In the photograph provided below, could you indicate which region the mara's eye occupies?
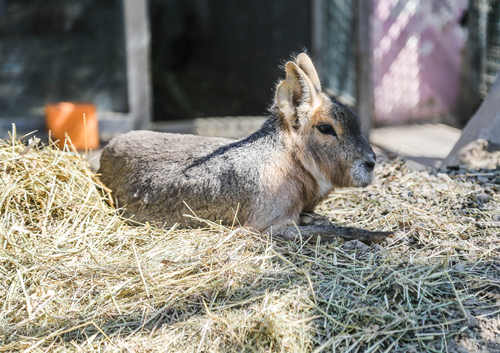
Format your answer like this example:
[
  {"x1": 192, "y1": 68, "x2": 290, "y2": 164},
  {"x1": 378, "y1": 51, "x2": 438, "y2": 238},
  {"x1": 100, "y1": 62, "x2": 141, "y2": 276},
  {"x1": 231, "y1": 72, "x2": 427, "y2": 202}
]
[{"x1": 316, "y1": 124, "x2": 337, "y2": 137}]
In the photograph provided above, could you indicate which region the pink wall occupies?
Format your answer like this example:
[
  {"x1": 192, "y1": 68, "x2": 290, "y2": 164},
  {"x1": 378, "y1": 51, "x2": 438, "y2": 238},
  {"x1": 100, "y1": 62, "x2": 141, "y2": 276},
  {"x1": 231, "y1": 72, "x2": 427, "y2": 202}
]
[{"x1": 372, "y1": 0, "x2": 468, "y2": 123}]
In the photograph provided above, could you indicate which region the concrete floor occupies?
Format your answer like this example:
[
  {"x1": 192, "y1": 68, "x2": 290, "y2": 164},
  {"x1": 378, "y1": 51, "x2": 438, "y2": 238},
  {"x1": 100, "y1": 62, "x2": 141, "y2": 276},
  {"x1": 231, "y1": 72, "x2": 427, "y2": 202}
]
[{"x1": 370, "y1": 123, "x2": 461, "y2": 168}]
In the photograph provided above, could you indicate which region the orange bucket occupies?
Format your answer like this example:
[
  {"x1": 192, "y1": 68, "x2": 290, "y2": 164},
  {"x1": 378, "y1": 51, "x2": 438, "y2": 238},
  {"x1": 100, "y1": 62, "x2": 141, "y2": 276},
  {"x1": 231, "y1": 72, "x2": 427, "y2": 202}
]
[{"x1": 45, "y1": 102, "x2": 99, "y2": 150}]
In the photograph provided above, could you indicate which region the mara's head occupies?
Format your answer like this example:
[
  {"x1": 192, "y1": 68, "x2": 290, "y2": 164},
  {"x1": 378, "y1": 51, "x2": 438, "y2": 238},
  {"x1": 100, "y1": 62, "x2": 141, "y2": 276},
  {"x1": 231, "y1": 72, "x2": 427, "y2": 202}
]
[{"x1": 272, "y1": 52, "x2": 376, "y2": 188}]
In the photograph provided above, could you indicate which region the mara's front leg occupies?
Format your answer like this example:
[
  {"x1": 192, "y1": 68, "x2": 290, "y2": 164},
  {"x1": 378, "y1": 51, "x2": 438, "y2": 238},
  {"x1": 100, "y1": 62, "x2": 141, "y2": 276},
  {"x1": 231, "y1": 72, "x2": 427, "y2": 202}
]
[{"x1": 270, "y1": 212, "x2": 393, "y2": 244}]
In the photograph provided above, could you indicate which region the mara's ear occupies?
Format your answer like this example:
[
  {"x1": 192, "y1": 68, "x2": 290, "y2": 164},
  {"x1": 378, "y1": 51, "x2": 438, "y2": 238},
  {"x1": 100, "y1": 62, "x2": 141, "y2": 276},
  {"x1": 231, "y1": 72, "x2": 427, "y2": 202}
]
[
  {"x1": 274, "y1": 61, "x2": 319, "y2": 128},
  {"x1": 296, "y1": 52, "x2": 321, "y2": 92},
  {"x1": 275, "y1": 80, "x2": 294, "y2": 123}
]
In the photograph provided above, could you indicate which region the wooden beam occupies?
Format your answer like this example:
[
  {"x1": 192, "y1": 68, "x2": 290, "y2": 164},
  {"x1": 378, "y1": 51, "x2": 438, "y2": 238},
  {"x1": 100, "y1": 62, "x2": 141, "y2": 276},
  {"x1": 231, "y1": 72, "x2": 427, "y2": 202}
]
[
  {"x1": 444, "y1": 73, "x2": 500, "y2": 167},
  {"x1": 354, "y1": 0, "x2": 373, "y2": 138},
  {"x1": 123, "y1": 0, "x2": 152, "y2": 130}
]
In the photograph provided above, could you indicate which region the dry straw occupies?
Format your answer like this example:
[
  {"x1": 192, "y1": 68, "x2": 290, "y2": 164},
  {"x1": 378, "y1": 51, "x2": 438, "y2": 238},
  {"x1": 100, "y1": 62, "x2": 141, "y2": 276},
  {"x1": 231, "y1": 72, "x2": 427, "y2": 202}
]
[{"x1": 0, "y1": 129, "x2": 498, "y2": 352}]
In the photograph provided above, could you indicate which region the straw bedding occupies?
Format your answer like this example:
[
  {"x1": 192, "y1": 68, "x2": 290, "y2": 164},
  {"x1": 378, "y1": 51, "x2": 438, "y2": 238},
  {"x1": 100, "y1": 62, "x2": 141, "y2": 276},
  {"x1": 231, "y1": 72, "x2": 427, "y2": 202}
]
[{"x1": 0, "y1": 131, "x2": 498, "y2": 352}]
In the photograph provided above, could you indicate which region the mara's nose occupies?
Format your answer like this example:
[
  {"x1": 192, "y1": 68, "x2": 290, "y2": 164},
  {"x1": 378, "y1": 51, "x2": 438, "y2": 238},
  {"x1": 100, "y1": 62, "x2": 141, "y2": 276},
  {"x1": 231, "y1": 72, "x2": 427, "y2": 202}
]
[{"x1": 363, "y1": 154, "x2": 376, "y2": 171}]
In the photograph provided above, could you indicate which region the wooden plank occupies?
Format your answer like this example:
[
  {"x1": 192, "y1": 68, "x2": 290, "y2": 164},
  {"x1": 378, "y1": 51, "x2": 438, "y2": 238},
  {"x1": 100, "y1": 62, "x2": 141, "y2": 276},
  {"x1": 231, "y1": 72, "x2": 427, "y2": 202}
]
[
  {"x1": 123, "y1": 0, "x2": 152, "y2": 130},
  {"x1": 354, "y1": 0, "x2": 373, "y2": 138},
  {"x1": 97, "y1": 113, "x2": 135, "y2": 141}
]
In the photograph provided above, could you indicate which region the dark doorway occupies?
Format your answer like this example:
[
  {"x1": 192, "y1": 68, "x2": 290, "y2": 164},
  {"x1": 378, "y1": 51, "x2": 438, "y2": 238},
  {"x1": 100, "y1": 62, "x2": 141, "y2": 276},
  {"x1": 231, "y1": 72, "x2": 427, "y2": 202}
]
[{"x1": 149, "y1": 0, "x2": 311, "y2": 121}]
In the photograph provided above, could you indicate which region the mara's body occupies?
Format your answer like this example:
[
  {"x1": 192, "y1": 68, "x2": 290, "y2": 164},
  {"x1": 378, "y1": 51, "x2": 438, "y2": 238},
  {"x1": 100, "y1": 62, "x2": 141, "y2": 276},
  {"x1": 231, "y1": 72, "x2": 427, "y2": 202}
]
[
  {"x1": 99, "y1": 53, "x2": 389, "y2": 242},
  {"x1": 100, "y1": 120, "x2": 285, "y2": 230}
]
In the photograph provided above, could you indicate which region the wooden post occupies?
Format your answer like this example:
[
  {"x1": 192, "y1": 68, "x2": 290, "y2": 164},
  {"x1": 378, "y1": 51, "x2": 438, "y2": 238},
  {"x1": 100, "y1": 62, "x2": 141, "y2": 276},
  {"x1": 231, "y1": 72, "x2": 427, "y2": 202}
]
[
  {"x1": 123, "y1": 0, "x2": 152, "y2": 130},
  {"x1": 354, "y1": 0, "x2": 373, "y2": 138}
]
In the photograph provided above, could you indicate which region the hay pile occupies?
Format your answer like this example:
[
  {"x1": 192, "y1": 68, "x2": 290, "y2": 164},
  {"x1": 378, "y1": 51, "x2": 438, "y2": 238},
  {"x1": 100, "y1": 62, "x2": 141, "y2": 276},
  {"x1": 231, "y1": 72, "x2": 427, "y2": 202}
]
[{"x1": 0, "y1": 131, "x2": 498, "y2": 352}]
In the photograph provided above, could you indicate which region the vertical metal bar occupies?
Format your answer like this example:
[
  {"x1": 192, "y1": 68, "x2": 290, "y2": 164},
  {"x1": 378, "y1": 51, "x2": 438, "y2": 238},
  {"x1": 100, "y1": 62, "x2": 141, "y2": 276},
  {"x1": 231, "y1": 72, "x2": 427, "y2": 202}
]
[
  {"x1": 355, "y1": 0, "x2": 373, "y2": 138},
  {"x1": 123, "y1": 0, "x2": 152, "y2": 130}
]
